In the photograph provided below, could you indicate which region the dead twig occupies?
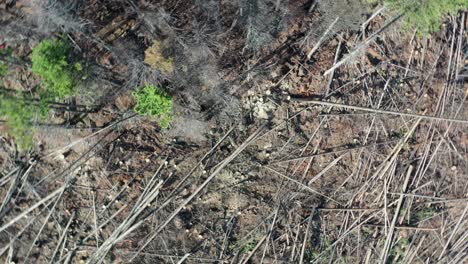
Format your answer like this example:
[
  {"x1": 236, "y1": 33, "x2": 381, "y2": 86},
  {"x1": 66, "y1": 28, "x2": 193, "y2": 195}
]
[
  {"x1": 307, "y1": 17, "x2": 339, "y2": 60},
  {"x1": 379, "y1": 166, "x2": 413, "y2": 263},
  {"x1": 293, "y1": 99, "x2": 468, "y2": 124},
  {"x1": 364, "y1": 224, "x2": 438, "y2": 232}
]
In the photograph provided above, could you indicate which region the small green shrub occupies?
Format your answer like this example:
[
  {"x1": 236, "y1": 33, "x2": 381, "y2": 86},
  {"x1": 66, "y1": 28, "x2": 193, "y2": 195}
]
[
  {"x1": 133, "y1": 84, "x2": 173, "y2": 128},
  {"x1": 1, "y1": 54, "x2": 35, "y2": 150},
  {"x1": 0, "y1": 92, "x2": 50, "y2": 150},
  {"x1": 0, "y1": 95, "x2": 36, "y2": 150},
  {"x1": 1, "y1": 39, "x2": 85, "y2": 150},
  {"x1": 383, "y1": 0, "x2": 467, "y2": 35},
  {"x1": 240, "y1": 241, "x2": 257, "y2": 253},
  {"x1": 0, "y1": 62, "x2": 7, "y2": 76},
  {"x1": 31, "y1": 38, "x2": 78, "y2": 99},
  {"x1": 308, "y1": 236, "x2": 333, "y2": 261},
  {"x1": 414, "y1": 206, "x2": 437, "y2": 222},
  {"x1": 0, "y1": 47, "x2": 13, "y2": 57},
  {"x1": 389, "y1": 237, "x2": 411, "y2": 262}
]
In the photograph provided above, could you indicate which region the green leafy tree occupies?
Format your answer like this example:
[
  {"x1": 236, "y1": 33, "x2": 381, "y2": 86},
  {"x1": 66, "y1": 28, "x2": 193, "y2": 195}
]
[
  {"x1": 31, "y1": 38, "x2": 80, "y2": 99},
  {"x1": 133, "y1": 84, "x2": 173, "y2": 128},
  {"x1": 383, "y1": 0, "x2": 467, "y2": 35}
]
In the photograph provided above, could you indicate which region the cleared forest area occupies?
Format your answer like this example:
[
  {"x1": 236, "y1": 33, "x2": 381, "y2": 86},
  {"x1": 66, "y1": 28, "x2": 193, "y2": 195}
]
[{"x1": 0, "y1": 0, "x2": 467, "y2": 263}]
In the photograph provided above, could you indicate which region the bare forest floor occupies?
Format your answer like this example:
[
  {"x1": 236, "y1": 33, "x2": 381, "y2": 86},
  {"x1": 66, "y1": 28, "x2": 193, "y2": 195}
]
[{"x1": 0, "y1": 0, "x2": 467, "y2": 263}]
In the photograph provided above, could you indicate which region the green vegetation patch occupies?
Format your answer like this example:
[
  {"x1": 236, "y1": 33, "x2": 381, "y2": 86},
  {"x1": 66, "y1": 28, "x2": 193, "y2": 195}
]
[
  {"x1": 240, "y1": 240, "x2": 257, "y2": 253},
  {"x1": 384, "y1": 0, "x2": 467, "y2": 35},
  {"x1": 133, "y1": 84, "x2": 173, "y2": 128},
  {"x1": 0, "y1": 38, "x2": 85, "y2": 150},
  {"x1": 389, "y1": 237, "x2": 411, "y2": 262},
  {"x1": 31, "y1": 38, "x2": 81, "y2": 99},
  {"x1": 0, "y1": 61, "x2": 7, "y2": 76},
  {"x1": 0, "y1": 94, "x2": 36, "y2": 150}
]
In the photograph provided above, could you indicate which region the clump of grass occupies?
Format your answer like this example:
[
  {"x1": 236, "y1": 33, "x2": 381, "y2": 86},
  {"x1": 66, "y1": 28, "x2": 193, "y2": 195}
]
[
  {"x1": 383, "y1": 0, "x2": 467, "y2": 35},
  {"x1": 133, "y1": 84, "x2": 173, "y2": 128},
  {"x1": 31, "y1": 38, "x2": 82, "y2": 99}
]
